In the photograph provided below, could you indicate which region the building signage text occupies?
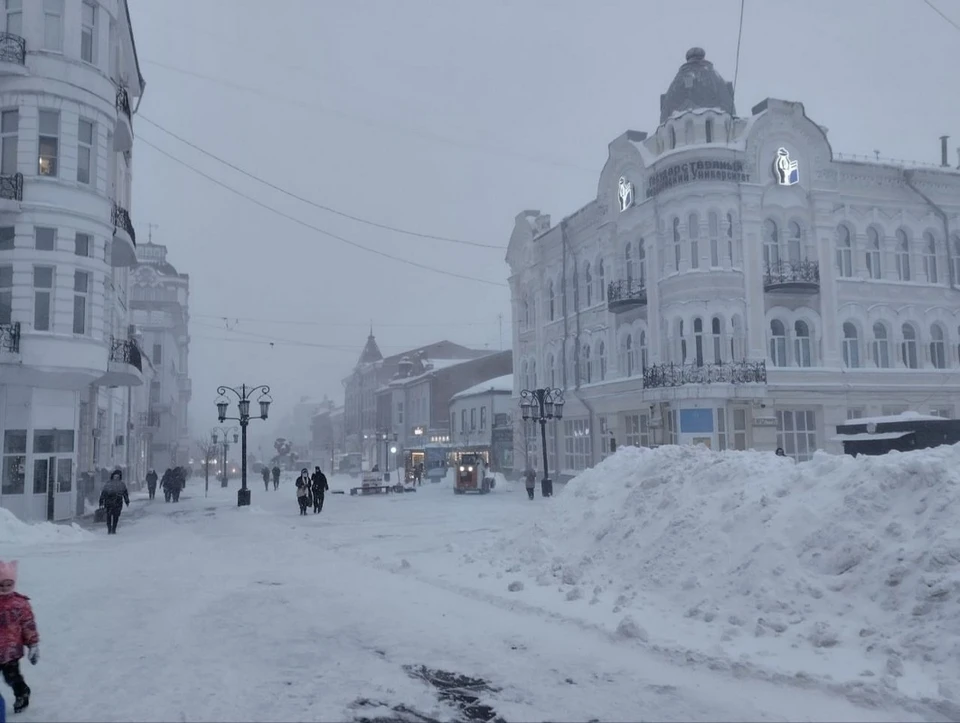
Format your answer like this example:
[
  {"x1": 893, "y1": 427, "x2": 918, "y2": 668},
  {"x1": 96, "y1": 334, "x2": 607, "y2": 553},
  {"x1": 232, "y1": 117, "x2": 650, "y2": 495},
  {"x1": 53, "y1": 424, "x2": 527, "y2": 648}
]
[{"x1": 645, "y1": 159, "x2": 750, "y2": 198}]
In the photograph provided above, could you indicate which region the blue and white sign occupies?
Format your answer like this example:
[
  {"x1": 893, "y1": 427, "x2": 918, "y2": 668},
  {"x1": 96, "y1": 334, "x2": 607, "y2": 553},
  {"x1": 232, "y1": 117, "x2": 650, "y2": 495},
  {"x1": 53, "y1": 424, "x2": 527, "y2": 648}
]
[{"x1": 774, "y1": 147, "x2": 799, "y2": 186}]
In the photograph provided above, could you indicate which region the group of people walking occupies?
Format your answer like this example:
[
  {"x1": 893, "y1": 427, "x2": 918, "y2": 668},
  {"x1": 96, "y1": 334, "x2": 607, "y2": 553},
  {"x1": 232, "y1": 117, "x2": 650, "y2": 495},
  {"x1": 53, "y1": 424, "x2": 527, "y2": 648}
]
[
  {"x1": 261, "y1": 465, "x2": 281, "y2": 491},
  {"x1": 145, "y1": 468, "x2": 187, "y2": 503},
  {"x1": 295, "y1": 467, "x2": 328, "y2": 515}
]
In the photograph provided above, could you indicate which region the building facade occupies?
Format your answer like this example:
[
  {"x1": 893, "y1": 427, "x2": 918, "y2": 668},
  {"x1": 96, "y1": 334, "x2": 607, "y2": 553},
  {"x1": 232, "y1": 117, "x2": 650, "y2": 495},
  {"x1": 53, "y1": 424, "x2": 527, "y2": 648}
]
[
  {"x1": 0, "y1": 0, "x2": 145, "y2": 521},
  {"x1": 507, "y1": 47, "x2": 960, "y2": 478},
  {"x1": 448, "y1": 374, "x2": 513, "y2": 472},
  {"x1": 129, "y1": 240, "x2": 191, "y2": 478}
]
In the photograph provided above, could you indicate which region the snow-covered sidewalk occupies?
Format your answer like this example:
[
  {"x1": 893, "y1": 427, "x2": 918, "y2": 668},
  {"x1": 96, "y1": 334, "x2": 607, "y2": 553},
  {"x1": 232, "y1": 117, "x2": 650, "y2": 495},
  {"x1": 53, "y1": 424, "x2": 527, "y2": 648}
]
[{"x1": 0, "y1": 469, "x2": 952, "y2": 721}]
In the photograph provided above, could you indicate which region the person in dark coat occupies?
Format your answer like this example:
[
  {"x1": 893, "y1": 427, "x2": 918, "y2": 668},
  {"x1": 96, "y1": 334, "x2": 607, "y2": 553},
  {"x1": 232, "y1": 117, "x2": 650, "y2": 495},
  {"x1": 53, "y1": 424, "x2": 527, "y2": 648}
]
[
  {"x1": 271, "y1": 465, "x2": 281, "y2": 490},
  {"x1": 262, "y1": 466, "x2": 271, "y2": 491},
  {"x1": 98, "y1": 469, "x2": 130, "y2": 534},
  {"x1": 310, "y1": 467, "x2": 328, "y2": 514},
  {"x1": 145, "y1": 469, "x2": 158, "y2": 500},
  {"x1": 523, "y1": 467, "x2": 537, "y2": 500},
  {"x1": 160, "y1": 468, "x2": 175, "y2": 502},
  {"x1": 171, "y1": 467, "x2": 185, "y2": 502},
  {"x1": 295, "y1": 469, "x2": 311, "y2": 515}
]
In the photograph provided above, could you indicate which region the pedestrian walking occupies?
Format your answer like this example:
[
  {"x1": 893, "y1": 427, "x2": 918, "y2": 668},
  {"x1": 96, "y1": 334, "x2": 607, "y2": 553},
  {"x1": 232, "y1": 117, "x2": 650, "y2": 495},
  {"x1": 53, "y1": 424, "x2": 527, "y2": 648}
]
[
  {"x1": 262, "y1": 466, "x2": 271, "y2": 491},
  {"x1": 271, "y1": 466, "x2": 281, "y2": 490},
  {"x1": 0, "y1": 560, "x2": 39, "y2": 714},
  {"x1": 523, "y1": 467, "x2": 537, "y2": 500},
  {"x1": 311, "y1": 466, "x2": 328, "y2": 514},
  {"x1": 295, "y1": 469, "x2": 311, "y2": 515},
  {"x1": 145, "y1": 469, "x2": 158, "y2": 500},
  {"x1": 99, "y1": 469, "x2": 130, "y2": 534}
]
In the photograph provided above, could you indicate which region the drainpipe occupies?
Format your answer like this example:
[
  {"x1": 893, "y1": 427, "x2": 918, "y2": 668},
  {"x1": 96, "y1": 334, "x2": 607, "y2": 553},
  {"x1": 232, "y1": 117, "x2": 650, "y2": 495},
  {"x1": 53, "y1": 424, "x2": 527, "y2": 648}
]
[{"x1": 903, "y1": 169, "x2": 955, "y2": 290}]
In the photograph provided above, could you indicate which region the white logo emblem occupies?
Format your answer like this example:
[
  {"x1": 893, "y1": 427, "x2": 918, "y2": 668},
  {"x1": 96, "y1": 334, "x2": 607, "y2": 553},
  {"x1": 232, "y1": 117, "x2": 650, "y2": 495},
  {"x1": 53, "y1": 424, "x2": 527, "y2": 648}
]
[
  {"x1": 774, "y1": 147, "x2": 799, "y2": 186},
  {"x1": 618, "y1": 176, "x2": 634, "y2": 212}
]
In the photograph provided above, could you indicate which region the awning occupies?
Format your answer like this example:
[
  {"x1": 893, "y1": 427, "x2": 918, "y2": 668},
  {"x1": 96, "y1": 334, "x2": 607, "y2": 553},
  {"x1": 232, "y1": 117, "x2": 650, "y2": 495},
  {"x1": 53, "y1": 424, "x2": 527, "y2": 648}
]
[{"x1": 831, "y1": 431, "x2": 915, "y2": 442}]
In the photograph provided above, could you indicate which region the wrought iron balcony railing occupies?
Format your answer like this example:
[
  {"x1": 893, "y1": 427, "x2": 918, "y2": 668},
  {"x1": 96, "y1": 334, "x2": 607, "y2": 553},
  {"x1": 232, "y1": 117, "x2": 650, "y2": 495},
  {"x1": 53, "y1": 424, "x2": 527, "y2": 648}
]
[
  {"x1": 138, "y1": 410, "x2": 161, "y2": 428},
  {"x1": 109, "y1": 336, "x2": 142, "y2": 372},
  {"x1": 111, "y1": 202, "x2": 136, "y2": 245},
  {"x1": 642, "y1": 359, "x2": 767, "y2": 389},
  {"x1": 116, "y1": 86, "x2": 131, "y2": 121},
  {"x1": 0, "y1": 172, "x2": 22, "y2": 202},
  {"x1": 763, "y1": 259, "x2": 820, "y2": 289},
  {"x1": 0, "y1": 32, "x2": 26, "y2": 66},
  {"x1": 607, "y1": 278, "x2": 647, "y2": 310},
  {"x1": 0, "y1": 321, "x2": 20, "y2": 353}
]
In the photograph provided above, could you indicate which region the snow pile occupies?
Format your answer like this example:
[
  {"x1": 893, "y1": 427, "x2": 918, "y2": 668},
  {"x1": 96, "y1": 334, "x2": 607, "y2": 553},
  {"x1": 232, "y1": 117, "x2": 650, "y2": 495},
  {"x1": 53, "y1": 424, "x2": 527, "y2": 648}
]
[
  {"x1": 0, "y1": 506, "x2": 92, "y2": 545},
  {"x1": 480, "y1": 444, "x2": 960, "y2": 694}
]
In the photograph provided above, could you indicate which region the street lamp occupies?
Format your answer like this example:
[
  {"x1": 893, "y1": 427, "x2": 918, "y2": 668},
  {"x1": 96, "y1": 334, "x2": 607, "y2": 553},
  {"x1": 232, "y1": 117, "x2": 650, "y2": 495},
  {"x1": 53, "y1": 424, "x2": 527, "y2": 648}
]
[
  {"x1": 211, "y1": 425, "x2": 239, "y2": 489},
  {"x1": 215, "y1": 383, "x2": 272, "y2": 506},
  {"x1": 518, "y1": 387, "x2": 564, "y2": 497}
]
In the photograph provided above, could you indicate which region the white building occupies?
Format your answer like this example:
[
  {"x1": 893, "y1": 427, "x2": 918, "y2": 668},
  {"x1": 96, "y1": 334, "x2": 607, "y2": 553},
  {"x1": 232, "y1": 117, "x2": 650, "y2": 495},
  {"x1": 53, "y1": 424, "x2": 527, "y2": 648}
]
[
  {"x1": 448, "y1": 373, "x2": 513, "y2": 471},
  {"x1": 130, "y1": 240, "x2": 191, "y2": 477},
  {"x1": 0, "y1": 0, "x2": 145, "y2": 521},
  {"x1": 506, "y1": 47, "x2": 960, "y2": 477}
]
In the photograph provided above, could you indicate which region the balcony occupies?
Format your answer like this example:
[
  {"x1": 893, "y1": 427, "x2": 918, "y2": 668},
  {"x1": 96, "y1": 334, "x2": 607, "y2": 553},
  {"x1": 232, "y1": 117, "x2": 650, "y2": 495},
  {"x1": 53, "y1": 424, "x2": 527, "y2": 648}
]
[
  {"x1": 139, "y1": 410, "x2": 161, "y2": 428},
  {"x1": 0, "y1": 321, "x2": 20, "y2": 356},
  {"x1": 111, "y1": 202, "x2": 137, "y2": 267},
  {"x1": 99, "y1": 337, "x2": 144, "y2": 387},
  {"x1": 642, "y1": 360, "x2": 767, "y2": 389},
  {"x1": 607, "y1": 278, "x2": 647, "y2": 313},
  {"x1": 0, "y1": 171, "x2": 22, "y2": 212},
  {"x1": 114, "y1": 87, "x2": 133, "y2": 152},
  {"x1": 763, "y1": 259, "x2": 820, "y2": 293},
  {"x1": 0, "y1": 33, "x2": 27, "y2": 75}
]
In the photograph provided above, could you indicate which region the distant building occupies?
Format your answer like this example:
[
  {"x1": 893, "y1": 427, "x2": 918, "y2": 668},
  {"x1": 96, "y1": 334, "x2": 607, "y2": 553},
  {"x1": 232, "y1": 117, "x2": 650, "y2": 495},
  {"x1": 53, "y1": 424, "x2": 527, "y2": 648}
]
[
  {"x1": 310, "y1": 399, "x2": 343, "y2": 471},
  {"x1": 506, "y1": 46, "x2": 960, "y2": 478},
  {"x1": 448, "y1": 374, "x2": 514, "y2": 473},
  {"x1": 130, "y1": 240, "x2": 191, "y2": 476}
]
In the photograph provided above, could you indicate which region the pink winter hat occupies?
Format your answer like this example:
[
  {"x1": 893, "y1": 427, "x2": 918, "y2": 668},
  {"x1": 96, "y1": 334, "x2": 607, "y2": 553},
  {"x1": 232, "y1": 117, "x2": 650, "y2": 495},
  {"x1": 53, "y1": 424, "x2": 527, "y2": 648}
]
[{"x1": 0, "y1": 559, "x2": 18, "y2": 584}]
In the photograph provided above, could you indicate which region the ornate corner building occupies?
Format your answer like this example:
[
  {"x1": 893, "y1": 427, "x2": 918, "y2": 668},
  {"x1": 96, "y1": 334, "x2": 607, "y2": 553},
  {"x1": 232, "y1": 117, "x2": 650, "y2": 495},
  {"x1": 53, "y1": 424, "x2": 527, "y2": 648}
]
[
  {"x1": 0, "y1": 0, "x2": 145, "y2": 521},
  {"x1": 506, "y1": 47, "x2": 960, "y2": 475}
]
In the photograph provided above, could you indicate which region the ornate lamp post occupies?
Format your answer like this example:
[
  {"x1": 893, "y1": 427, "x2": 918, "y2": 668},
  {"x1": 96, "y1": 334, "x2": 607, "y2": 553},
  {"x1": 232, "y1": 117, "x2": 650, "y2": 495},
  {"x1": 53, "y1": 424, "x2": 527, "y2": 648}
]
[
  {"x1": 211, "y1": 425, "x2": 238, "y2": 488},
  {"x1": 215, "y1": 384, "x2": 272, "y2": 506},
  {"x1": 519, "y1": 387, "x2": 564, "y2": 497}
]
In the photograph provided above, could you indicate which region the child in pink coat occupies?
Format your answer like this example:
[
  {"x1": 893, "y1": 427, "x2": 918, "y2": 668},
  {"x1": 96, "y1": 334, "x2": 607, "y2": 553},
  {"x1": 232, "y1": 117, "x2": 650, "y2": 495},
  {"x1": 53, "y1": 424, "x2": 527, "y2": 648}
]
[{"x1": 0, "y1": 561, "x2": 39, "y2": 714}]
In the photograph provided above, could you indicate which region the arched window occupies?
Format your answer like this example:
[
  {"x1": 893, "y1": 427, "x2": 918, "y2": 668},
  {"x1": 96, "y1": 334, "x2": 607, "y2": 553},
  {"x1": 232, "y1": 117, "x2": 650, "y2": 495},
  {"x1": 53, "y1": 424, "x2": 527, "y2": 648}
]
[
  {"x1": 730, "y1": 315, "x2": 743, "y2": 361},
  {"x1": 952, "y1": 234, "x2": 960, "y2": 285},
  {"x1": 596, "y1": 257, "x2": 605, "y2": 303},
  {"x1": 866, "y1": 227, "x2": 882, "y2": 280},
  {"x1": 763, "y1": 219, "x2": 780, "y2": 270},
  {"x1": 693, "y1": 317, "x2": 704, "y2": 367},
  {"x1": 638, "y1": 238, "x2": 646, "y2": 284},
  {"x1": 794, "y1": 320, "x2": 812, "y2": 367},
  {"x1": 668, "y1": 126, "x2": 676, "y2": 149},
  {"x1": 581, "y1": 344, "x2": 591, "y2": 384},
  {"x1": 896, "y1": 229, "x2": 911, "y2": 281},
  {"x1": 708, "y1": 212, "x2": 720, "y2": 267},
  {"x1": 679, "y1": 319, "x2": 687, "y2": 364},
  {"x1": 872, "y1": 322, "x2": 890, "y2": 368},
  {"x1": 930, "y1": 324, "x2": 947, "y2": 369},
  {"x1": 901, "y1": 323, "x2": 918, "y2": 369},
  {"x1": 639, "y1": 329, "x2": 648, "y2": 371},
  {"x1": 842, "y1": 322, "x2": 860, "y2": 368},
  {"x1": 836, "y1": 225, "x2": 853, "y2": 278},
  {"x1": 522, "y1": 295, "x2": 530, "y2": 327},
  {"x1": 597, "y1": 340, "x2": 607, "y2": 381},
  {"x1": 726, "y1": 212, "x2": 735, "y2": 266},
  {"x1": 787, "y1": 221, "x2": 802, "y2": 265},
  {"x1": 711, "y1": 316, "x2": 722, "y2": 364},
  {"x1": 547, "y1": 280, "x2": 555, "y2": 321},
  {"x1": 622, "y1": 334, "x2": 634, "y2": 377},
  {"x1": 571, "y1": 266, "x2": 579, "y2": 312},
  {"x1": 547, "y1": 353, "x2": 556, "y2": 388},
  {"x1": 688, "y1": 213, "x2": 700, "y2": 269},
  {"x1": 625, "y1": 243, "x2": 633, "y2": 285},
  {"x1": 924, "y1": 231, "x2": 939, "y2": 284},
  {"x1": 672, "y1": 218, "x2": 681, "y2": 271},
  {"x1": 584, "y1": 262, "x2": 592, "y2": 307},
  {"x1": 769, "y1": 319, "x2": 788, "y2": 367},
  {"x1": 530, "y1": 359, "x2": 537, "y2": 389},
  {"x1": 705, "y1": 117, "x2": 714, "y2": 143},
  {"x1": 684, "y1": 119, "x2": 694, "y2": 145}
]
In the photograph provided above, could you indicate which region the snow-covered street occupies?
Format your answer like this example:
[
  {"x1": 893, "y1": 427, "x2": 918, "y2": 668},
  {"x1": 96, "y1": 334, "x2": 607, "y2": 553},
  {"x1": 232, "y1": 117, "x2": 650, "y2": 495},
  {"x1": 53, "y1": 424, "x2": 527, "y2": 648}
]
[{"x1": 2, "y1": 462, "x2": 955, "y2": 722}]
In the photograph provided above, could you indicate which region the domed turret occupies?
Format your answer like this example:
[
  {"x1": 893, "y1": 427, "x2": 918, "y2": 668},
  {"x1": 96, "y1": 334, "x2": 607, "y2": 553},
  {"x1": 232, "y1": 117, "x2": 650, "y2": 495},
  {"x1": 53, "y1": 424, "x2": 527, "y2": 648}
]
[{"x1": 659, "y1": 47, "x2": 736, "y2": 124}]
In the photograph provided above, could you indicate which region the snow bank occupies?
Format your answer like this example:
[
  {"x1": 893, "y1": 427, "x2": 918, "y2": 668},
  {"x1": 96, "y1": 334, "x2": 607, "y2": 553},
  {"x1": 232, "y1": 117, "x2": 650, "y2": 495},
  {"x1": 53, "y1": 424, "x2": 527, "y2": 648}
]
[
  {"x1": 0, "y1": 507, "x2": 92, "y2": 545},
  {"x1": 479, "y1": 444, "x2": 960, "y2": 696}
]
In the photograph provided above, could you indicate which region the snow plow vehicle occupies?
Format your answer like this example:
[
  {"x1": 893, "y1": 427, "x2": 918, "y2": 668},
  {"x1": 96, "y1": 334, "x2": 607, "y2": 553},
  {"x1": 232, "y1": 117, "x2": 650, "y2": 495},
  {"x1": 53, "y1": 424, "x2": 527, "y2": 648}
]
[{"x1": 454, "y1": 452, "x2": 495, "y2": 495}]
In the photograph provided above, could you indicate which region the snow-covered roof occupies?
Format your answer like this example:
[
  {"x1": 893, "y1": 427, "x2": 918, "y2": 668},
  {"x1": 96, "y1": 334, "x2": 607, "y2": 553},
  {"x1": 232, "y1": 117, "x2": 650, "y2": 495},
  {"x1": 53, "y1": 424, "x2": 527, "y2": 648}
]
[
  {"x1": 385, "y1": 358, "x2": 473, "y2": 388},
  {"x1": 831, "y1": 431, "x2": 914, "y2": 443},
  {"x1": 450, "y1": 374, "x2": 513, "y2": 401},
  {"x1": 841, "y1": 411, "x2": 943, "y2": 426}
]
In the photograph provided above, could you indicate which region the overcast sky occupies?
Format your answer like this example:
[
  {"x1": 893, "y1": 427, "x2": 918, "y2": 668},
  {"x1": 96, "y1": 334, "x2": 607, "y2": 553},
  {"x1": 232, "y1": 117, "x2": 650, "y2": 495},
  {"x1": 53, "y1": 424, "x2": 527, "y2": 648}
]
[{"x1": 127, "y1": 0, "x2": 960, "y2": 450}]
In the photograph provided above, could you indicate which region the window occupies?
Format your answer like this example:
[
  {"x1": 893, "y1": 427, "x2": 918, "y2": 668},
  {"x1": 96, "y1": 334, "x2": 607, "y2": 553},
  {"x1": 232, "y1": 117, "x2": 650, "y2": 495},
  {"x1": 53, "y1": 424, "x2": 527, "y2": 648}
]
[
  {"x1": 901, "y1": 323, "x2": 918, "y2": 369},
  {"x1": 460, "y1": 409, "x2": 466, "y2": 434},
  {"x1": 0, "y1": 265, "x2": 11, "y2": 324},
  {"x1": 794, "y1": 320, "x2": 812, "y2": 367},
  {"x1": 596, "y1": 340, "x2": 606, "y2": 381},
  {"x1": 673, "y1": 217, "x2": 681, "y2": 271},
  {"x1": 730, "y1": 316, "x2": 743, "y2": 361},
  {"x1": 842, "y1": 322, "x2": 860, "y2": 368},
  {"x1": 581, "y1": 344, "x2": 591, "y2": 384},
  {"x1": 769, "y1": 319, "x2": 788, "y2": 367},
  {"x1": 75, "y1": 232, "x2": 91, "y2": 257},
  {"x1": 763, "y1": 219, "x2": 780, "y2": 269},
  {"x1": 584, "y1": 262, "x2": 592, "y2": 306},
  {"x1": 716, "y1": 408, "x2": 727, "y2": 450},
  {"x1": 881, "y1": 404, "x2": 908, "y2": 417},
  {"x1": 5, "y1": 0, "x2": 21, "y2": 36},
  {"x1": 595, "y1": 257, "x2": 605, "y2": 302},
  {"x1": 623, "y1": 414, "x2": 649, "y2": 448},
  {"x1": 688, "y1": 213, "x2": 699, "y2": 269},
  {"x1": 872, "y1": 322, "x2": 890, "y2": 368},
  {"x1": 35, "y1": 226, "x2": 54, "y2": 251},
  {"x1": 38, "y1": 110, "x2": 59, "y2": 176},
  {"x1": 678, "y1": 320, "x2": 687, "y2": 364},
  {"x1": 152, "y1": 343, "x2": 162, "y2": 364},
  {"x1": 930, "y1": 324, "x2": 947, "y2": 369},
  {"x1": 708, "y1": 212, "x2": 719, "y2": 267},
  {"x1": 705, "y1": 118, "x2": 713, "y2": 143},
  {"x1": 624, "y1": 243, "x2": 633, "y2": 284},
  {"x1": 639, "y1": 329, "x2": 648, "y2": 371},
  {"x1": 480, "y1": 406, "x2": 486, "y2": 430},
  {"x1": 81, "y1": 1, "x2": 97, "y2": 64},
  {"x1": 684, "y1": 119, "x2": 694, "y2": 145},
  {"x1": 33, "y1": 266, "x2": 53, "y2": 331},
  {"x1": 668, "y1": 126, "x2": 676, "y2": 150},
  {"x1": 693, "y1": 317, "x2": 704, "y2": 367},
  {"x1": 896, "y1": 229, "x2": 911, "y2": 281},
  {"x1": 547, "y1": 280, "x2": 555, "y2": 321},
  {"x1": 470, "y1": 408, "x2": 476, "y2": 431},
  {"x1": 866, "y1": 227, "x2": 882, "y2": 279},
  {"x1": 1, "y1": 429, "x2": 26, "y2": 495},
  {"x1": 73, "y1": 270, "x2": 89, "y2": 334},
  {"x1": 923, "y1": 232, "x2": 938, "y2": 284},
  {"x1": 847, "y1": 408, "x2": 865, "y2": 420},
  {"x1": 0, "y1": 109, "x2": 17, "y2": 175},
  {"x1": 776, "y1": 409, "x2": 817, "y2": 462},
  {"x1": 836, "y1": 225, "x2": 853, "y2": 277},
  {"x1": 787, "y1": 221, "x2": 802, "y2": 264},
  {"x1": 711, "y1": 317, "x2": 722, "y2": 364},
  {"x1": 77, "y1": 119, "x2": 94, "y2": 185},
  {"x1": 621, "y1": 334, "x2": 633, "y2": 377},
  {"x1": 952, "y1": 235, "x2": 960, "y2": 287},
  {"x1": 547, "y1": 353, "x2": 555, "y2": 387},
  {"x1": 396, "y1": 401, "x2": 403, "y2": 425},
  {"x1": 0, "y1": 226, "x2": 12, "y2": 251},
  {"x1": 726, "y1": 212, "x2": 735, "y2": 265},
  {"x1": 732, "y1": 407, "x2": 747, "y2": 450},
  {"x1": 42, "y1": 0, "x2": 63, "y2": 51},
  {"x1": 637, "y1": 239, "x2": 646, "y2": 284},
  {"x1": 930, "y1": 407, "x2": 954, "y2": 419},
  {"x1": 563, "y1": 418, "x2": 590, "y2": 472}
]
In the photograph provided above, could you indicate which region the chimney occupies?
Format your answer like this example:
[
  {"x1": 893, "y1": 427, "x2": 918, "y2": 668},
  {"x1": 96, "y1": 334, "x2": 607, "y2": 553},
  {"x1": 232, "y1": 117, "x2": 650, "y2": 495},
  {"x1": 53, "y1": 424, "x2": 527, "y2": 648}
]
[{"x1": 940, "y1": 135, "x2": 949, "y2": 167}]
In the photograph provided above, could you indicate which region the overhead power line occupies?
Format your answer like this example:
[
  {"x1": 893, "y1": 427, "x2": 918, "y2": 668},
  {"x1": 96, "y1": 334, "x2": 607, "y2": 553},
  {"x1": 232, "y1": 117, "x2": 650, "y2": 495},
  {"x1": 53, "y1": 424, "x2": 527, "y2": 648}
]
[
  {"x1": 137, "y1": 114, "x2": 503, "y2": 251},
  {"x1": 923, "y1": 0, "x2": 960, "y2": 33},
  {"x1": 733, "y1": 0, "x2": 746, "y2": 94},
  {"x1": 137, "y1": 135, "x2": 508, "y2": 288},
  {"x1": 191, "y1": 312, "x2": 499, "y2": 328}
]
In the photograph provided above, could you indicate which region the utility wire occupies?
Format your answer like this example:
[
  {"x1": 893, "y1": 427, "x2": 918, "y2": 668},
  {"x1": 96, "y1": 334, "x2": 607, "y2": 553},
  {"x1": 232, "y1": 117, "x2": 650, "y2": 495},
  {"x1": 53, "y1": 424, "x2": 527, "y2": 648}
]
[
  {"x1": 137, "y1": 135, "x2": 508, "y2": 288},
  {"x1": 923, "y1": 0, "x2": 960, "y2": 33},
  {"x1": 191, "y1": 312, "x2": 499, "y2": 328},
  {"x1": 733, "y1": 0, "x2": 746, "y2": 94},
  {"x1": 138, "y1": 114, "x2": 503, "y2": 251}
]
